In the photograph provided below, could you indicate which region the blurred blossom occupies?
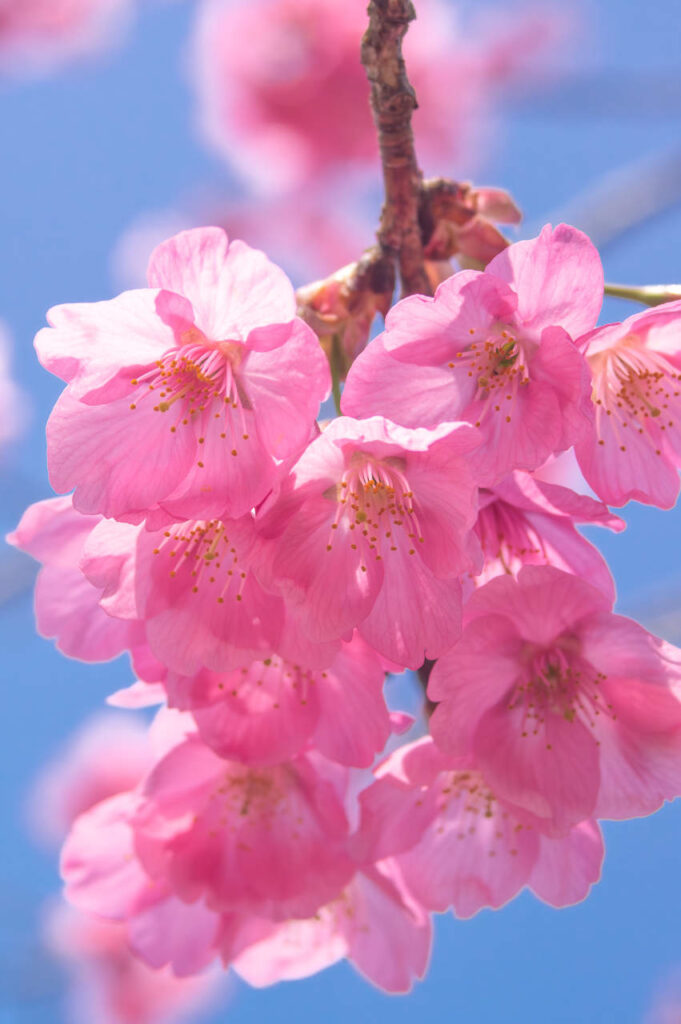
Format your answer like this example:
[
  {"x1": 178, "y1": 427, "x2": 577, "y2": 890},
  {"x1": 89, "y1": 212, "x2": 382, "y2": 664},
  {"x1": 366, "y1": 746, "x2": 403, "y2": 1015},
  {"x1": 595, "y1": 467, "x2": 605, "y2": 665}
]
[
  {"x1": 44, "y1": 901, "x2": 224, "y2": 1024},
  {"x1": 645, "y1": 969, "x2": 681, "y2": 1024},
  {"x1": 112, "y1": 189, "x2": 369, "y2": 290},
  {"x1": 0, "y1": 319, "x2": 27, "y2": 453},
  {"x1": 28, "y1": 712, "x2": 152, "y2": 847},
  {"x1": 0, "y1": 0, "x2": 135, "y2": 76},
  {"x1": 190, "y1": 0, "x2": 574, "y2": 192}
]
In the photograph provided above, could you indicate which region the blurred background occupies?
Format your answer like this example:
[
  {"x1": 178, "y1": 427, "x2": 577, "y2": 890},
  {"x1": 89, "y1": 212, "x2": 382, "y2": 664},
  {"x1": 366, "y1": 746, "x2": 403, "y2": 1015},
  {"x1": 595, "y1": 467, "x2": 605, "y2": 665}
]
[{"x1": 1, "y1": 0, "x2": 681, "y2": 1020}]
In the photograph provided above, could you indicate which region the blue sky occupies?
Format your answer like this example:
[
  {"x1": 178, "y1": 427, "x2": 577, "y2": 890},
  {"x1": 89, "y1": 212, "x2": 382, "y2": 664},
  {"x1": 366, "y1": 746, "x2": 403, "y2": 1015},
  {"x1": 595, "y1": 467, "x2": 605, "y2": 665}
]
[{"x1": 1, "y1": 1, "x2": 681, "y2": 1021}]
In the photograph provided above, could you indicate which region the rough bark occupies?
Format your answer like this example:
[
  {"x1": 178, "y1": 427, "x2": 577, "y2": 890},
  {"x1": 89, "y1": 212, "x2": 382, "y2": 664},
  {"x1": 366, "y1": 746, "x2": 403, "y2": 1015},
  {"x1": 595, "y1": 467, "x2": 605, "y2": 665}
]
[{"x1": 361, "y1": 0, "x2": 431, "y2": 298}]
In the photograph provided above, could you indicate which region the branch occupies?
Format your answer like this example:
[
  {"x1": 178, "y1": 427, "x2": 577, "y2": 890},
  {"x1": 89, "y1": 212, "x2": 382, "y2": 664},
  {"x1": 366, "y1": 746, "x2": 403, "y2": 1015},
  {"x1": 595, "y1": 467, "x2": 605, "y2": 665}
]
[
  {"x1": 604, "y1": 282, "x2": 681, "y2": 307},
  {"x1": 361, "y1": 0, "x2": 431, "y2": 298}
]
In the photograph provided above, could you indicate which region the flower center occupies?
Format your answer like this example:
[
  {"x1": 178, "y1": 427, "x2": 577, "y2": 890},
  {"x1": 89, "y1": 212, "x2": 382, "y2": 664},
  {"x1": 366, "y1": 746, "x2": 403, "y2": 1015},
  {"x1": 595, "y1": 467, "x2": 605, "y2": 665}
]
[
  {"x1": 211, "y1": 768, "x2": 282, "y2": 821},
  {"x1": 509, "y1": 643, "x2": 614, "y2": 741},
  {"x1": 128, "y1": 332, "x2": 251, "y2": 453},
  {"x1": 447, "y1": 324, "x2": 530, "y2": 427},
  {"x1": 152, "y1": 519, "x2": 249, "y2": 604},
  {"x1": 325, "y1": 456, "x2": 424, "y2": 564},
  {"x1": 590, "y1": 336, "x2": 681, "y2": 451}
]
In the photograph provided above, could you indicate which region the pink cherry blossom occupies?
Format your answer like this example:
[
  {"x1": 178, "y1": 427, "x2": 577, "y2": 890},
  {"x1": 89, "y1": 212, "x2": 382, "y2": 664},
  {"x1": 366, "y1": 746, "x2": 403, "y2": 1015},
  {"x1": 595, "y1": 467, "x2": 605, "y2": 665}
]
[
  {"x1": 43, "y1": 900, "x2": 222, "y2": 1024},
  {"x1": 61, "y1": 783, "x2": 231, "y2": 978},
  {"x1": 166, "y1": 635, "x2": 391, "y2": 768},
  {"x1": 36, "y1": 227, "x2": 329, "y2": 522},
  {"x1": 575, "y1": 302, "x2": 681, "y2": 508},
  {"x1": 7, "y1": 496, "x2": 146, "y2": 663},
  {"x1": 475, "y1": 469, "x2": 624, "y2": 601},
  {"x1": 0, "y1": 0, "x2": 132, "y2": 76},
  {"x1": 232, "y1": 862, "x2": 431, "y2": 994},
  {"x1": 342, "y1": 225, "x2": 600, "y2": 485},
  {"x1": 130, "y1": 736, "x2": 354, "y2": 918},
  {"x1": 255, "y1": 415, "x2": 481, "y2": 668},
  {"x1": 354, "y1": 738, "x2": 603, "y2": 917},
  {"x1": 80, "y1": 512, "x2": 285, "y2": 676},
  {"x1": 429, "y1": 566, "x2": 681, "y2": 836}
]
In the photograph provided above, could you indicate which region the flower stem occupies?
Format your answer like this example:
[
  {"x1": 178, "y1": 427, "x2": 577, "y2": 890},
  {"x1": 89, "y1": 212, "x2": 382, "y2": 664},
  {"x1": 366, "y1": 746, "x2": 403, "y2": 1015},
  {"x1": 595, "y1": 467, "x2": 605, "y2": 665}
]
[
  {"x1": 330, "y1": 334, "x2": 343, "y2": 416},
  {"x1": 604, "y1": 282, "x2": 681, "y2": 307}
]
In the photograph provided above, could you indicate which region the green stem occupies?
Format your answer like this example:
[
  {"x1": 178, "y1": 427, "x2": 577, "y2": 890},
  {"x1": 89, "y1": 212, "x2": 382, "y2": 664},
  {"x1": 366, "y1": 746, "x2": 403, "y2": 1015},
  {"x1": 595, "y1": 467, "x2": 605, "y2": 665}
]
[
  {"x1": 330, "y1": 334, "x2": 343, "y2": 416},
  {"x1": 604, "y1": 282, "x2": 681, "y2": 307}
]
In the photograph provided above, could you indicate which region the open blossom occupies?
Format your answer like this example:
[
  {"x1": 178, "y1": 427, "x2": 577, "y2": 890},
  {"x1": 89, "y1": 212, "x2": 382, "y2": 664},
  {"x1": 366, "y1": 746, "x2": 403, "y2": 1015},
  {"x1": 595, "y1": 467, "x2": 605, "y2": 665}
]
[
  {"x1": 36, "y1": 227, "x2": 329, "y2": 523},
  {"x1": 475, "y1": 470, "x2": 624, "y2": 601},
  {"x1": 128, "y1": 736, "x2": 354, "y2": 918},
  {"x1": 429, "y1": 566, "x2": 681, "y2": 836},
  {"x1": 575, "y1": 302, "x2": 681, "y2": 509},
  {"x1": 256, "y1": 415, "x2": 481, "y2": 668},
  {"x1": 232, "y1": 862, "x2": 431, "y2": 994},
  {"x1": 354, "y1": 738, "x2": 604, "y2": 918},
  {"x1": 342, "y1": 225, "x2": 599, "y2": 485},
  {"x1": 61, "y1": 760, "x2": 429, "y2": 994},
  {"x1": 80, "y1": 513, "x2": 286, "y2": 676},
  {"x1": 166, "y1": 635, "x2": 391, "y2": 768}
]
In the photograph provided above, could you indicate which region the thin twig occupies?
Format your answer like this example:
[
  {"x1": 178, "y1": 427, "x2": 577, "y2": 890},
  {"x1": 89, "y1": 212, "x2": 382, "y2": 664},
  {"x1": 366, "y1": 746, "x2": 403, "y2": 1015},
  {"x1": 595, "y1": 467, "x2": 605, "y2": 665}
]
[{"x1": 361, "y1": 0, "x2": 431, "y2": 298}]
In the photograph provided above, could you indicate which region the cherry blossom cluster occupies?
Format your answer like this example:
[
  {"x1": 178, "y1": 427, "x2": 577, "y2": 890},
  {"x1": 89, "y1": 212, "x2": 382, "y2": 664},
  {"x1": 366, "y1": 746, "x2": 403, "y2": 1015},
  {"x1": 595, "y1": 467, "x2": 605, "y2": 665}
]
[{"x1": 11, "y1": 220, "x2": 681, "y2": 1004}]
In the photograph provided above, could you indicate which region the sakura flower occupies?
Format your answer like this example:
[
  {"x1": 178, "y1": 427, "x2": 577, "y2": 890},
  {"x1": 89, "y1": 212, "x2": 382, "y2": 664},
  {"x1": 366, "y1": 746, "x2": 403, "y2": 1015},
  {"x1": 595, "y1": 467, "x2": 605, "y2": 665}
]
[
  {"x1": 232, "y1": 862, "x2": 431, "y2": 994},
  {"x1": 475, "y1": 470, "x2": 624, "y2": 601},
  {"x1": 167, "y1": 635, "x2": 391, "y2": 768},
  {"x1": 44, "y1": 901, "x2": 222, "y2": 1024},
  {"x1": 61, "y1": 781, "x2": 234, "y2": 975},
  {"x1": 255, "y1": 415, "x2": 481, "y2": 668},
  {"x1": 429, "y1": 566, "x2": 681, "y2": 836},
  {"x1": 342, "y1": 225, "x2": 599, "y2": 485},
  {"x1": 37, "y1": 227, "x2": 329, "y2": 522},
  {"x1": 7, "y1": 496, "x2": 146, "y2": 663},
  {"x1": 130, "y1": 736, "x2": 354, "y2": 918},
  {"x1": 80, "y1": 512, "x2": 285, "y2": 676},
  {"x1": 354, "y1": 738, "x2": 603, "y2": 917},
  {"x1": 575, "y1": 302, "x2": 681, "y2": 508}
]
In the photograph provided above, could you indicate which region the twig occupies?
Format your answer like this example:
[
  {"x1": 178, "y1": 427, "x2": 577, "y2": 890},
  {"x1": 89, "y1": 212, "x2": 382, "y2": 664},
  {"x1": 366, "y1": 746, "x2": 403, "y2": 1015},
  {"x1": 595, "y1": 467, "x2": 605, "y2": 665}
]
[
  {"x1": 361, "y1": 0, "x2": 431, "y2": 298},
  {"x1": 603, "y1": 282, "x2": 681, "y2": 307}
]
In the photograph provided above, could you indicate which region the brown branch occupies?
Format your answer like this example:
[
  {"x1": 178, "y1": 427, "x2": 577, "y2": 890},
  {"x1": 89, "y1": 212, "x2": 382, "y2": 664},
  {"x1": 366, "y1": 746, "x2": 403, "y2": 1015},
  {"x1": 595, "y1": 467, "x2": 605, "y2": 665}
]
[{"x1": 361, "y1": 0, "x2": 431, "y2": 298}]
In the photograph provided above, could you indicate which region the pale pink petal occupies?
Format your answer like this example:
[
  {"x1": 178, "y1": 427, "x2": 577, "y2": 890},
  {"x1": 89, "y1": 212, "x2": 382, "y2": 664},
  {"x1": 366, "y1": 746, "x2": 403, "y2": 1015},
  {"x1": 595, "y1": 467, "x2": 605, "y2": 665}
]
[
  {"x1": 486, "y1": 223, "x2": 603, "y2": 339},
  {"x1": 47, "y1": 388, "x2": 195, "y2": 519},
  {"x1": 61, "y1": 793, "x2": 157, "y2": 920},
  {"x1": 473, "y1": 703, "x2": 600, "y2": 836},
  {"x1": 342, "y1": 333, "x2": 456, "y2": 429},
  {"x1": 529, "y1": 820, "x2": 604, "y2": 907},
  {"x1": 147, "y1": 228, "x2": 296, "y2": 340},
  {"x1": 233, "y1": 914, "x2": 347, "y2": 986},
  {"x1": 35, "y1": 290, "x2": 172, "y2": 398},
  {"x1": 360, "y1": 546, "x2": 463, "y2": 668},
  {"x1": 312, "y1": 639, "x2": 391, "y2": 767},
  {"x1": 128, "y1": 895, "x2": 221, "y2": 977},
  {"x1": 344, "y1": 865, "x2": 431, "y2": 993}
]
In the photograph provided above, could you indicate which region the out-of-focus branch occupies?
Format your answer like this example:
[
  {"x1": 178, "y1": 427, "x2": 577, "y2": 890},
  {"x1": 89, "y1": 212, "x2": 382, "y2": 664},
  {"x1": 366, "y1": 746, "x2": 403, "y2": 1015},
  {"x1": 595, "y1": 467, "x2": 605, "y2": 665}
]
[
  {"x1": 535, "y1": 146, "x2": 681, "y2": 252},
  {"x1": 361, "y1": 0, "x2": 430, "y2": 298},
  {"x1": 604, "y1": 282, "x2": 681, "y2": 307}
]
